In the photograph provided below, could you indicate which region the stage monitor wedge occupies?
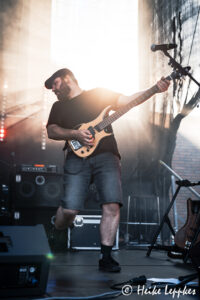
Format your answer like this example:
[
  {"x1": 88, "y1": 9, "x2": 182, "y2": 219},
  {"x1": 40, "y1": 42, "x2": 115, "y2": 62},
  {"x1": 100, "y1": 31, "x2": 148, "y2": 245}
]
[{"x1": 0, "y1": 224, "x2": 51, "y2": 297}]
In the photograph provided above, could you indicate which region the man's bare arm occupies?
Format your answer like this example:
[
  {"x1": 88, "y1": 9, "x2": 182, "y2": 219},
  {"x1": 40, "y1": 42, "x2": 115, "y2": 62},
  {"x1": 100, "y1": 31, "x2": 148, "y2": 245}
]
[
  {"x1": 116, "y1": 77, "x2": 170, "y2": 108},
  {"x1": 117, "y1": 91, "x2": 144, "y2": 108},
  {"x1": 47, "y1": 124, "x2": 94, "y2": 147}
]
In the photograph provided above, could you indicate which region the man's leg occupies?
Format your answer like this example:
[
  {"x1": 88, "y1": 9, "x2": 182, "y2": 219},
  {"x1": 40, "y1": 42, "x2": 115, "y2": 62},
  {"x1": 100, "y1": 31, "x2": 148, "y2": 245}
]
[
  {"x1": 53, "y1": 153, "x2": 91, "y2": 230},
  {"x1": 99, "y1": 203, "x2": 121, "y2": 272},
  {"x1": 92, "y1": 152, "x2": 122, "y2": 272},
  {"x1": 100, "y1": 203, "x2": 120, "y2": 245},
  {"x1": 54, "y1": 206, "x2": 79, "y2": 230}
]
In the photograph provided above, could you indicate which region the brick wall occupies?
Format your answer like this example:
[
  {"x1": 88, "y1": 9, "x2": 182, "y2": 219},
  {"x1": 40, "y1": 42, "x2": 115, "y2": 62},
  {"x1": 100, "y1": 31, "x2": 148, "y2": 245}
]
[{"x1": 172, "y1": 110, "x2": 200, "y2": 227}]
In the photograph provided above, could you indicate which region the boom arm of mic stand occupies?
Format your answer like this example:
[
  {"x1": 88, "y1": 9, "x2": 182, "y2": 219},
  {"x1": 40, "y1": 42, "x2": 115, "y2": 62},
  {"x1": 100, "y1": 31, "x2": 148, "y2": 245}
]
[
  {"x1": 163, "y1": 50, "x2": 200, "y2": 87},
  {"x1": 159, "y1": 160, "x2": 200, "y2": 199}
]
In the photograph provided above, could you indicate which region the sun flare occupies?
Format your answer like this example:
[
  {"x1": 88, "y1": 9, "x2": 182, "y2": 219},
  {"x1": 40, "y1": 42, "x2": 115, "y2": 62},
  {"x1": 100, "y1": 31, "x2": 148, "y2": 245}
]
[{"x1": 51, "y1": 0, "x2": 138, "y2": 95}]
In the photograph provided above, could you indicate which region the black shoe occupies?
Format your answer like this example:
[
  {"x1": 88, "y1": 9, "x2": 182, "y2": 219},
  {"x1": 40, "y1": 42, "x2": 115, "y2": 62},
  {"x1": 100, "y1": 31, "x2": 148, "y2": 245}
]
[{"x1": 99, "y1": 256, "x2": 121, "y2": 272}]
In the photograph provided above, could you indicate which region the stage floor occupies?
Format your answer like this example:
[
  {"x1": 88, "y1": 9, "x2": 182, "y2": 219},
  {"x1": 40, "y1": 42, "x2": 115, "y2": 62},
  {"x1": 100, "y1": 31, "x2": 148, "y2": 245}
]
[
  {"x1": 3, "y1": 248, "x2": 199, "y2": 300},
  {"x1": 46, "y1": 248, "x2": 198, "y2": 299}
]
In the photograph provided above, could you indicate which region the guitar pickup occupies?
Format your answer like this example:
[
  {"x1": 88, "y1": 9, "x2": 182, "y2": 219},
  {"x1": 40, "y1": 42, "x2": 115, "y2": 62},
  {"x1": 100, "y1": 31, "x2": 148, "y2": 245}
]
[
  {"x1": 88, "y1": 126, "x2": 95, "y2": 137},
  {"x1": 94, "y1": 125, "x2": 101, "y2": 132}
]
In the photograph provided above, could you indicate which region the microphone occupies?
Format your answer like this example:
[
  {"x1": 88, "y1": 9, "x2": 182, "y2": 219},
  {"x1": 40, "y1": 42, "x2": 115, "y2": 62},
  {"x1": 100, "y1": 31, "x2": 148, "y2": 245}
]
[{"x1": 151, "y1": 43, "x2": 177, "y2": 52}]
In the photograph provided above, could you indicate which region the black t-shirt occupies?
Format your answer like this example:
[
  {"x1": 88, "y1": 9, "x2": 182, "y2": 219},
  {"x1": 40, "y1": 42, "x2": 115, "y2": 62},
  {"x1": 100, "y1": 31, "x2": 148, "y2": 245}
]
[{"x1": 47, "y1": 88, "x2": 121, "y2": 157}]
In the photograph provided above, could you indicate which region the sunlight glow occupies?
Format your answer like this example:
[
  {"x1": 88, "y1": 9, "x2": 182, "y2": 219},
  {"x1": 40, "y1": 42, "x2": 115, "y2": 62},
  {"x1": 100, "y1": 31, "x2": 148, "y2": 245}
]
[{"x1": 51, "y1": 0, "x2": 138, "y2": 95}]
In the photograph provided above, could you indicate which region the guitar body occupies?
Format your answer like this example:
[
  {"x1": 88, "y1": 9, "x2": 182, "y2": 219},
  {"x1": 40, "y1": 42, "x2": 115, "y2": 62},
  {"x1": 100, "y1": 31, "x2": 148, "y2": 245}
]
[
  {"x1": 174, "y1": 198, "x2": 200, "y2": 249},
  {"x1": 68, "y1": 106, "x2": 112, "y2": 158}
]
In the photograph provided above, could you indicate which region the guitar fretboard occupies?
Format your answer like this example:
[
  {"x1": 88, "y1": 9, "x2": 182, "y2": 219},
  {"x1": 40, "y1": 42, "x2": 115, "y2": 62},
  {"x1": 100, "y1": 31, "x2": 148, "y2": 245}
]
[{"x1": 97, "y1": 84, "x2": 159, "y2": 131}]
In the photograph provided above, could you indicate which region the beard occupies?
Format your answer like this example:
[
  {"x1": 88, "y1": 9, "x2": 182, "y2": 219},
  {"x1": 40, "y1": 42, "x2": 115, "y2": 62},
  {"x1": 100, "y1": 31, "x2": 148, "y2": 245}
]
[{"x1": 55, "y1": 80, "x2": 71, "y2": 101}]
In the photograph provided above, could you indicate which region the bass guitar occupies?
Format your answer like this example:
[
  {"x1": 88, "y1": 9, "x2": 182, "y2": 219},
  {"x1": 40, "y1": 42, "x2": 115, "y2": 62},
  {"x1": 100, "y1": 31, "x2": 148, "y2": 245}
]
[
  {"x1": 68, "y1": 69, "x2": 186, "y2": 158},
  {"x1": 175, "y1": 198, "x2": 200, "y2": 249}
]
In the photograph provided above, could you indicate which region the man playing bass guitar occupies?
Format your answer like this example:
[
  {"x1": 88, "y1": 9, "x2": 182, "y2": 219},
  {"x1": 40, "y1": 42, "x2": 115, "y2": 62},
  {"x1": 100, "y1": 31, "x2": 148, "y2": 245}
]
[{"x1": 45, "y1": 68, "x2": 170, "y2": 272}]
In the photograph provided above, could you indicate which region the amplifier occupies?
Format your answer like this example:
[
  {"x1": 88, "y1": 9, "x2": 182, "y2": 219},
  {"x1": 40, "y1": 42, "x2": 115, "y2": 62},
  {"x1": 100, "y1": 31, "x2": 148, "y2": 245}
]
[
  {"x1": 68, "y1": 215, "x2": 119, "y2": 250},
  {"x1": 0, "y1": 224, "x2": 51, "y2": 297},
  {"x1": 18, "y1": 164, "x2": 59, "y2": 173},
  {"x1": 13, "y1": 168, "x2": 63, "y2": 208}
]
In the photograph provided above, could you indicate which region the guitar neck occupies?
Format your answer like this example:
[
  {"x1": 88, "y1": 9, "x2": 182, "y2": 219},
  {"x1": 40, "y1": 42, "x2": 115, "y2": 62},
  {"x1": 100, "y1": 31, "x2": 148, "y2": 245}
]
[{"x1": 97, "y1": 84, "x2": 159, "y2": 131}]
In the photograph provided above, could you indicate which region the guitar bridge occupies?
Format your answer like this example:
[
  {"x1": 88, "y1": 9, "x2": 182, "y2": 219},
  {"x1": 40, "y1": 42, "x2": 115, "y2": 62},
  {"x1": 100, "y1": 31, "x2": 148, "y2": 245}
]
[{"x1": 70, "y1": 140, "x2": 82, "y2": 151}]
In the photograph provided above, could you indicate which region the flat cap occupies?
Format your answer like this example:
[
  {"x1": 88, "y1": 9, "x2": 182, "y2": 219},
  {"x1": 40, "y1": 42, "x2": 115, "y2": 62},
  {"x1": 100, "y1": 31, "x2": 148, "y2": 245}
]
[{"x1": 44, "y1": 68, "x2": 75, "y2": 89}]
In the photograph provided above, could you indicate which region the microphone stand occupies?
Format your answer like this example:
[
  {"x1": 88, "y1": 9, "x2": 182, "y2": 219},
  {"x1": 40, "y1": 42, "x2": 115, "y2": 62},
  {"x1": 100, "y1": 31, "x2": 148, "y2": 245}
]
[
  {"x1": 146, "y1": 183, "x2": 181, "y2": 257},
  {"x1": 162, "y1": 50, "x2": 200, "y2": 87}
]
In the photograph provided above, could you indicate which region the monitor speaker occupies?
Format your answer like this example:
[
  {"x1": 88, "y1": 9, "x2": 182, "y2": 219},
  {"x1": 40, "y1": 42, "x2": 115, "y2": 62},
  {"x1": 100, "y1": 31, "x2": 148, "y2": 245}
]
[
  {"x1": 0, "y1": 224, "x2": 50, "y2": 297},
  {"x1": 13, "y1": 172, "x2": 63, "y2": 208}
]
